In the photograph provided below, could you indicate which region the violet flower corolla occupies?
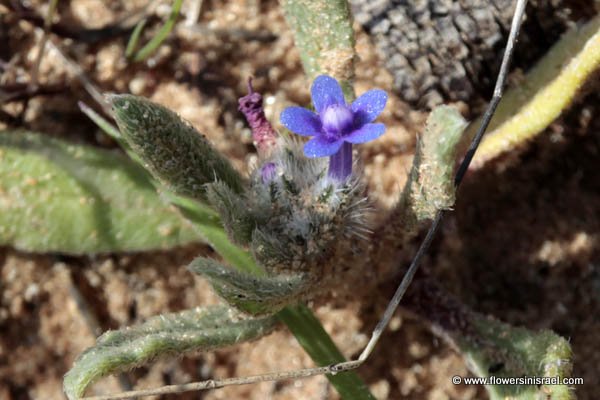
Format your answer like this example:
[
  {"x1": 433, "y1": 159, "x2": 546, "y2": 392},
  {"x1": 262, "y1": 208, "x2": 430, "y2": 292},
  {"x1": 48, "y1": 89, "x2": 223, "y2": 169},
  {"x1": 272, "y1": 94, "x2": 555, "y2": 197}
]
[{"x1": 280, "y1": 75, "x2": 387, "y2": 180}]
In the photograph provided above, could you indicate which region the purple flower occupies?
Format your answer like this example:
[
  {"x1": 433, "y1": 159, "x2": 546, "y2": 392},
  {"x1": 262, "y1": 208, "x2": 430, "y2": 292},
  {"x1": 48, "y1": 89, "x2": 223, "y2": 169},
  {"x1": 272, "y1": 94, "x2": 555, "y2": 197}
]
[
  {"x1": 260, "y1": 162, "x2": 277, "y2": 183},
  {"x1": 238, "y1": 78, "x2": 278, "y2": 158},
  {"x1": 280, "y1": 75, "x2": 387, "y2": 180}
]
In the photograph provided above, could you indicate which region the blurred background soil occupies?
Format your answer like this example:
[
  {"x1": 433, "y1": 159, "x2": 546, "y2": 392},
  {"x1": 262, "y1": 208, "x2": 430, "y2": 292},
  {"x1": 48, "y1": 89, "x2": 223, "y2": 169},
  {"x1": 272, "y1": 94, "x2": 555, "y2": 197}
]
[{"x1": 0, "y1": 1, "x2": 598, "y2": 399}]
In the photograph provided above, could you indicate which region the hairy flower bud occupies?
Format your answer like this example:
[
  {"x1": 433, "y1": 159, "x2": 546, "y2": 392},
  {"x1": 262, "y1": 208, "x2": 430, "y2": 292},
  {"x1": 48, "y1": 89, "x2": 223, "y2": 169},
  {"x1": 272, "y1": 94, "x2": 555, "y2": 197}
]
[{"x1": 246, "y1": 138, "x2": 371, "y2": 279}]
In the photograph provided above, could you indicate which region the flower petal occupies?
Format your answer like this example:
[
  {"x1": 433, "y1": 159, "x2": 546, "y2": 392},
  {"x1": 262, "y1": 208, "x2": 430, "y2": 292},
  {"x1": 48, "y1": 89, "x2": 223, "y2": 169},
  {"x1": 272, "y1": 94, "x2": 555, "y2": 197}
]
[
  {"x1": 344, "y1": 123, "x2": 386, "y2": 144},
  {"x1": 303, "y1": 136, "x2": 343, "y2": 158},
  {"x1": 351, "y1": 89, "x2": 388, "y2": 125},
  {"x1": 311, "y1": 75, "x2": 346, "y2": 113},
  {"x1": 280, "y1": 107, "x2": 322, "y2": 136}
]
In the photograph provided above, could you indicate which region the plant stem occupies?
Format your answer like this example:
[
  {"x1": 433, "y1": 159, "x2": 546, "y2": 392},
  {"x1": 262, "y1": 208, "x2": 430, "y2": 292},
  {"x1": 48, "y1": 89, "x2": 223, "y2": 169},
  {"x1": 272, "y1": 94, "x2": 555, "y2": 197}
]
[{"x1": 277, "y1": 305, "x2": 376, "y2": 400}]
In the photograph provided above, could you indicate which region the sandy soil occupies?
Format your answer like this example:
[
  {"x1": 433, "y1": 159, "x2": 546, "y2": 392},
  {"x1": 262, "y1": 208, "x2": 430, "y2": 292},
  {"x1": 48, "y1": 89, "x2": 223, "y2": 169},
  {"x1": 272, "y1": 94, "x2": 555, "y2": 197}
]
[{"x1": 0, "y1": 1, "x2": 598, "y2": 399}]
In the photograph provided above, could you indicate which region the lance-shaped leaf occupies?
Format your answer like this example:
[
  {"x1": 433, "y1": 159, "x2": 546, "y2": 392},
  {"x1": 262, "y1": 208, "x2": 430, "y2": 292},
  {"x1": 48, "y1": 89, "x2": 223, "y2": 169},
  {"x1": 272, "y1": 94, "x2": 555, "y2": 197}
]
[
  {"x1": 280, "y1": 0, "x2": 356, "y2": 96},
  {"x1": 409, "y1": 106, "x2": 466, "y2": 219},
  {"x1": 80, "y1": 102, "x2": 260, "y2": 271},
  {"x1": 205, "y1": 181, "x2": 260, "y2": 246},
  {"x1": 472, "y1": 14, "x2": 600, "y2": 167},
  {"x1": 63, "y1": 305, "x2": 278, "y2": 400},
  {"x1": 388, "y1": 106, "x2": 466, "y2": 233},
  {"x1": 459, "y1": 315, "x2": 573, "y2": 400},
  {"x1": 0, "y1": 131, "x2": 202, "y2": 254},
  {"x1": 408, "y1": 281, "x2": 573, "y2": 400},
  {"x1": 189, "y1": 257, "x2": 310, "y2": 315},
  {"x1": 109, "y1": 94, "x2": 245, "y2": 201},
  {"x1": 250, "y1": 228, "x2": 295, "y2": 274}
]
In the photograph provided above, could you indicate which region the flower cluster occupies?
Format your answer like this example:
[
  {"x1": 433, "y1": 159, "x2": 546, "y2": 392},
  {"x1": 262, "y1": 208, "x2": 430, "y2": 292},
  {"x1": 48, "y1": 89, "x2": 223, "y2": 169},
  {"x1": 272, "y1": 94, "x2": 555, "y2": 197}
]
[{"x1": 280, "y1": 75, "x2": 387, "y2": 180}]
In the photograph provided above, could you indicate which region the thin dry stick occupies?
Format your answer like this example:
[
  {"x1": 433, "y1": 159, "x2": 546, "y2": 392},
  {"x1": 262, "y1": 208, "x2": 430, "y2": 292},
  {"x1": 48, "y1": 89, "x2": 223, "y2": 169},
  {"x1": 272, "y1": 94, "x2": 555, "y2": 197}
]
[
  {"x1": 38, "y1": 3, "x2": 156, "y2": 115},
  {"x1": 81, "y1": 0, "x2": 528, "y2": 398},
  {"x1": 30, "y1": 0, "x2": 59, "y2": 86},
  {"x1": 45, "y1": 40, "x2": 112, "y2": 115},
  {"x1": 65, "y1": 270, "x2": 103, "y2": 337},
  {"x1": 82, "y1": 365, "x2": 335, "y2": 400},
  {"x1": 348, "y1": 0, "x2": 529, "y2": 364},
  {"x1": 185, "y1": 0, "x2": 203, "y2": 26}
]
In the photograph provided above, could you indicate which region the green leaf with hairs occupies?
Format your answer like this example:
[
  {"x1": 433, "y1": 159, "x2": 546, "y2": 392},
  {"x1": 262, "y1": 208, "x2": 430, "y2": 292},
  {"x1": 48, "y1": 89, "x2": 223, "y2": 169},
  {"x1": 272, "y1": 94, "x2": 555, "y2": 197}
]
[
  {"x1": 392, "y1": 105, "x2": 466, "y2": 231},
  {"x1": 410, "y1": 105, "x2": 466, "y2": 219},
  {"x1": 109, "y1": 94, "x2": 245, "y2": 201},
  {"x1": 63, "y1": 305, "x2": 278, "y2": 400},
  {"x1": 205, "y1": 181, "x2": 260, "y2": 246},
  {"x1": 472, "y1": 15, "x2": 600, "y2": 167},
  {"x1": 411, "y1": 282, "x2": 574, "y2": 400},
  {"x1": 280, "y1": 0, "x2": 356, "y2": 96},
  {"x1": 189, "y1": 256, "x2": 309, "y2": 315},
  {"x1": 0, "y1": 130, "x2": 203, "y2": 254},
  {"x1": 459, "y1": 314, "x2": 574, "y2": 400}
]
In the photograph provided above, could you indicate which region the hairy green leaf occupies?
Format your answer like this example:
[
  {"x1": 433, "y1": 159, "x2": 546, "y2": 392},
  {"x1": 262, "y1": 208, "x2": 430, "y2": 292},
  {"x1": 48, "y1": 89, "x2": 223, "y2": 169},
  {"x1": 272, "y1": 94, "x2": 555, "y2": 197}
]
[
  {"x1": 110, "y1": 94, "x2": 245, "y2": 201},
  {"x1": 79, "y1": 101, "x2": 257, "y2": 270},
  {"x1": 205, "y1": 181, "x2": 259, "y2": 246},
  {"x1": 411, "y1": 282, "x2": 573, "y2": 400},
  {"x1": 392, "y1": 106, "x2": 466, "y2": 230},
  {"x1": 189, "y1": 257, "x2": 309, "y2": 315},
  {"x1": 473, "y1": 15, "x2": 600, "y2": 167},
  {"x1": 459, "y1": 315, "x2": 574, "y2": 400},
  {"x1": 0, "y1": 131, "x2": 202, "y2": 254},
  {"x1": 410, "y1": 105, "x2": 466, "y2": 218},
  {"x1": 63, "y1": 305, "x2": 278, "y2": 400},
  {"x1": 280, "y1": 0, "x2": 356, "y2": 96}
]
